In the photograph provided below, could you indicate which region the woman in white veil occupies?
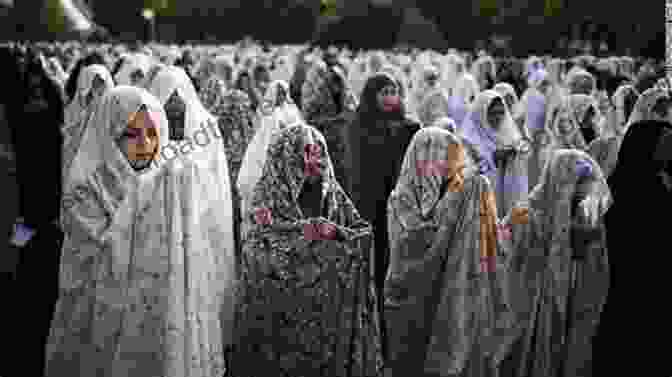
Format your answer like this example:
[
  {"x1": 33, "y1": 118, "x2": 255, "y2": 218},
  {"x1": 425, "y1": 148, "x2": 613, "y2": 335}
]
[
  {"x1": 147, "y1": 66, "x2": 238, "y2": 358},
  {"x1": 62, "y1": 64, "x2": 114, "y2": 191},
  {"x1": 237, "y1": 80, "x2": 302, "y2": 222},
  {"x1": 47, "y1": 85, "x2": 227, "y2": 377},
  {"x1": 114, "y1": 53, "x2": 154, "y2": 87}
]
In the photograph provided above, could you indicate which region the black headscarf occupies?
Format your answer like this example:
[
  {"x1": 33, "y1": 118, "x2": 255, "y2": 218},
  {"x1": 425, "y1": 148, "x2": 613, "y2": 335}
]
[
  {"x1": 608, "y1": 120, "x2": 672, "y2": 199},
  {"x1": 595, "y1": 118, "x2": 672, "y2": 376},
  {"x1": 356, "y1": 72, "x2": 407, "y2": 124},
  {"x1": 12, "y1": 48, "x2": 64, "y2": 231}
]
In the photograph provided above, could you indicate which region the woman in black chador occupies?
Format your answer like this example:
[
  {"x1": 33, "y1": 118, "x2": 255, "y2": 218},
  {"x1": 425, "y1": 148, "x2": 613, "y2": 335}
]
[{"x1": 6, "y1": 47, "x2": 64, "y2": 377}]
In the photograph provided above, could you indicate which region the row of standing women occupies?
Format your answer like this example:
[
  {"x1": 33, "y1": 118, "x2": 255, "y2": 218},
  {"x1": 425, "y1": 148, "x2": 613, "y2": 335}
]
[{"x1": 4, "y1": 45, "x2": 671, "y2": 377}]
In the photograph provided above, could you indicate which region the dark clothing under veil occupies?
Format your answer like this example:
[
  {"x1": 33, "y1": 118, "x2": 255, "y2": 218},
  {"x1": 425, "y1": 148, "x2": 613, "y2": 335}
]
[
  {"x1": 231, "y1": 123, "x2": 383, "y2": 377},
  {"x1": 7, "y1": 48, "x2": 65, "y2": 377},
  {"x1": 343, "y1": 72, "x2": 421, "y2": 302},
  {"x1": 593, "y1": 119, "x2": 672, "y2": 377}
]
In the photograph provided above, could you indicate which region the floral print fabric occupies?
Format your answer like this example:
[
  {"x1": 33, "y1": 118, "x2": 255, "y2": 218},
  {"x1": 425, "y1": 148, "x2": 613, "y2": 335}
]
[
  {"x1": 301, "y1": 60, "x2": 358, "y2": 188},
  {"x1": 231, "y1": 123, "x2": 383, "y2": 377},
  {"x1": 199, "y1": 75, "x2": 257, "y2": 186}
]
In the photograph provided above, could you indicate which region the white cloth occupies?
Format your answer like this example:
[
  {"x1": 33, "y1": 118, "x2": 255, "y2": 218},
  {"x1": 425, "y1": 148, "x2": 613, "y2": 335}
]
[
  {"x1": 453, "y1": 72, "x2": 480, "y2": 105},
  {"x1": 238, "y1": 80, "x2": 302, "y2": 218},
  {"x1": 49, "y1": 85, "x2": 228, "y2": 377},
  {"x1": 147, "y1": 66, "x2": 238, "y2": 349},
  {"x1": 61, "y1": 64, "x2": 114, "y2": 224},
  {"x1": 114, "y1": 53, "x2": 154, "y2": 87}
]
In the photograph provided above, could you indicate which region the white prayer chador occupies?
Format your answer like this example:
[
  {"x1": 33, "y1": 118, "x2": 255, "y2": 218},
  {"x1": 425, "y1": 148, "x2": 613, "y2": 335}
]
[
  {"x1": 237, "y1": 80, "x2": 302, "y2": 218},
  {"x1": 46, "y1": 86, "x2": 227, "y2": 377},
  {"x1": 147, "y1": 66, "x2": 238, "y2": 351},
  {"x1": 62, "y1": 64, "x2": 114, "y2": 191}
]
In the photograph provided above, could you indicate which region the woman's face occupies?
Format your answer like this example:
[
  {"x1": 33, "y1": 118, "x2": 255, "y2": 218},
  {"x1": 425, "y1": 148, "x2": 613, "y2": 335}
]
[
  {"x1": 556, "y1": 111, "x2": 574, "y2": 135},
  {"x1": 486, "y1": 98, "x2": 507, "y2": 129},
  {"x1": 376, "y1": 83, "x2": 400, "y2": 112},
  {"x1": 164, "y1": 90, "x2": 186, "y2": 140},
  {"x1": 118, "y1": 108, "x2": 160, "y2": 170},
  {"x1": 129, "y1": 68, "x2": 145, "y2": 86}
]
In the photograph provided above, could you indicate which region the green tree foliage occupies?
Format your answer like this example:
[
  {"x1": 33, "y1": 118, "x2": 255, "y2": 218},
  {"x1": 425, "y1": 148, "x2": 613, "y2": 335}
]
[
  {"x1": 144, "y1": 0, "x2": 175, "y2": 16},
  {"x1": 544, "y1": 0, "x2": 563, "y2": 17},
  {"x1": 320, "y1": 0, "x2": 337, "y2": 17},
  {"x1": 44, "y1": 0, "x2": 67, "y2": 34},
  {"x1": 479, "y1": 0, "x2": 498, "y2": 18}
]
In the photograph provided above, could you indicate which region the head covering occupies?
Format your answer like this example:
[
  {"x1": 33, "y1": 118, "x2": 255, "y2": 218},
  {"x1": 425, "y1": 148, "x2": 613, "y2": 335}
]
[
  {"x1": 388, "y1": 127, "x2": 463, "y2": 220},
  {"x1": 441, "y1": 53, "x2": 464, "y2": 96},
  {"x1": 66, "y1": 86, "x2": 170, "y2": 210},
  {"x1": 63, "y1": 64, "x2": 114, "y2": 131},
  {"x1": 245, "y1": 122, "x2": 340, "y2": 225},
  {"x1": 472, "y1": 55, "x2": 497, "y2": 91},
  {"x1": 357, "y1": 72, "x2": 406, "y2": 122},
  {"x1": 460, "y1": 90, "x2": 527, "y2": 217},
  {"x1": 147, "y1": 65, "x2": 216, "y2": 144},
  {"x1": 609, "y1": 117, "x2": 672, "y2": 201},
  {"x1": 270, "y1": 54, "x2": 294, "y2": 83},
  {"x1": 460, "y1": 90, "x2": 522, "y2": 176},
  {"x1": 608, "y1": 84, "x2": 640, "y2": 136},
  {"x1": 517, "y1": 147, "x2": 611, "y2": 325},
  {"x1": 113, "y1": 53, "x2": 153, "y2": 87},
  {"x1": 198, "y1": 68, "x2": 256, "y2": 184},
  {"x1": 145, "y1": 66, "x2": 237, "y2": 347},
  {"x1": 549, "y1": 95, "x2": 595, "y2": 150},
  {"x1": 453, "y1": 71, "x2": 480, "y2": 105},
  {"x1": 380, "y1": 63, "x2": 408, "y2": 101},
  {"x1": 301, "y1": 59, "x2": 357, "y2": 124},
  {"x1": 232, "y1": 122, "x2": 381, "y2": 377},
  {"x1": 238, "y1": 80, "x2": 302, "y2": 216},
  {"x1": 386, "y1": 139, "x2": 514, "y2": 375},
  {"x1": 493, "y1": 82, "x2": 519, "y2": 105},
  {"x1": 417, "y1": 87, "x2": 450, "y2": 127},
  {"x1": 51, "y1": 85, "x2": 232, "y2": 377},
  {"x1": 568, "y1": 93, "x2": 603, "y2": 135},
  {"x1": 565, "y1": 68, "x2": 596, "y2": 95},
  {"x1": 527, "y1": 68, "x2": 549, "y2": 90},
  {"x1": 62, "y1": 64, "x2": 114, "y2": 189},
  {"x1": 625, "y1": 86, "x2": 672, "y2": 128}
]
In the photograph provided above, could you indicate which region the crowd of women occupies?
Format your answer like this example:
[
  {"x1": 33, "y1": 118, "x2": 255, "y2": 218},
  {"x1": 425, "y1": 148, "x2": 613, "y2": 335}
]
[{"x1": 0, "y1": 39, "x2": 670, "y2": 377}]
